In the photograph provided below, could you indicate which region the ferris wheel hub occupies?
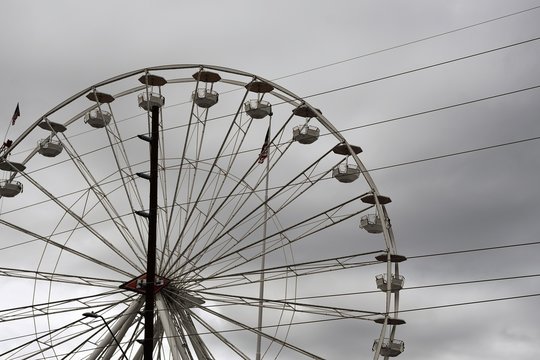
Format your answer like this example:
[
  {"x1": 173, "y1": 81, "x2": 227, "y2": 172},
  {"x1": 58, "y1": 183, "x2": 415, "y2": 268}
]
[{"x1": 119, "y1": 273, "x2": 170, "y2": 294}]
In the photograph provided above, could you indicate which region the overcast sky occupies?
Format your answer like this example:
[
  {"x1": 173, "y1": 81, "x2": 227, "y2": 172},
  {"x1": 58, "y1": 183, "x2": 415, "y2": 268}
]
[{"x1": 1, "y1": 1, "x2": 540, "y2": 359}]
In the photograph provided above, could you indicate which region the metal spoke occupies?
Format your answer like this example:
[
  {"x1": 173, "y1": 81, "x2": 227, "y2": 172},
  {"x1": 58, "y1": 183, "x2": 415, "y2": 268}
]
[
  {"x1": 59, "y1": 131, "x2": 146, "y2": 270},
  {"x1": 0, "y1": 266, "x2": 119, "y2": 288},
  {"x1": 194, "y1": 301, "x2": 325, "y2": 359},
  {"x1": 0, "y1": 218, "x2": 133, "y2": 278},
  {"x1": 162, "y1": 86, "x2": 251, "y2": 273}
]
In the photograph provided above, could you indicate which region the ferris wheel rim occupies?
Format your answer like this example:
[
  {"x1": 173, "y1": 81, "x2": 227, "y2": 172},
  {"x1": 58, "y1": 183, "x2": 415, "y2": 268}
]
[{"x1": 0, "y1": 64, "x2": 404, "y2": 359}]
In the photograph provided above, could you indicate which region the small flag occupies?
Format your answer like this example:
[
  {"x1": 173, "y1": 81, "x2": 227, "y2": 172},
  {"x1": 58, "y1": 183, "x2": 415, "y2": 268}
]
[
  {"x1": 0, "y1": 139, "x2": 12, "y2": 152},
  {"x1": 257, "y1": 127, "x2": 270, "y2": 164},
  {"x1": 11, "y1": 103, "x2": 20, "y2": 125}
]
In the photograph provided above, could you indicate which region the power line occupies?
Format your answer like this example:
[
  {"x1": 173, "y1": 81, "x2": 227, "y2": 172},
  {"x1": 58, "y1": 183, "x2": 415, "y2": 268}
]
[
  {"x1": 272, "y1": 5, "x2": 540, "y2": 81},
  {"x1": 3, "y1": 39, "x2": 539, "y2": 267},
  {"x1": 11, "y1": 291, "x2": 538, "y2": 354},
  {"x1": 408, "y1": 240, "x2": 540, "y2": 259},
  {"x1": 196, "y1": 272, "x2": 540, "y2": 316},
  {"x1": 271, "y1": 273, "x2": 540, "y2": 302},
  {"x1": 323, "y1": 84, "x2": 540, "y2": 135},
  {"x1": 369, "y1": 134, "x2": 540, "y2": 173},
  {"x1": 7, "y1": 34, "x2": 540, "y2": 167},
  {"x1": 324, "y1": 84, "x2": 540, "y2": 173},
  {"x1": 405, "y1": 273, "x2": 540, "y2": 291},
  {"x1": 400, "y1": 292, "x2": 540, "y2": 314},
  {"x1": 16, "y1": 83, "x2": 540, "y2": 182},
  {"x1": 5, "y1": 90, "x2": 540, "y2": 226},
  {"x1": 10, "y1": 33, "x2": 540, "y2": 163},
  {"x1": 301, "y1": 35, "x2": 540, "y2": 101},
  {"x1": 137, "y1": 292, "x2": 540, "y2": 340},
  {"x1": 4, "y1": 86, "x2": 540, "y2": 243},
  {"x1": 5, "y1": 6, "x2": 540, "y2": 165}
]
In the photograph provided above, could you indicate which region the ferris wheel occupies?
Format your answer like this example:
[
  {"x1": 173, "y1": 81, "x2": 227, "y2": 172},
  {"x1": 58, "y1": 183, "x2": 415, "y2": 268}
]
[{"x1": 0, "y1": 64, "x2": 405, "y2": 359}]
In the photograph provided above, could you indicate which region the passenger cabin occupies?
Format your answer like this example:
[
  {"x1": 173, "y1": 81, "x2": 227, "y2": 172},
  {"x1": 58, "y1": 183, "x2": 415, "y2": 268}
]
[
  {"x1": 360, "y1": 214, "x2": 383, "y2": 233},
  {"x1": 192, "y1": 70, "x2": 221, "y2": 108},
  {"x1": 292, "y1": 105, "x2": 320, "y2": 144},
  {"x1": 245, "y1": 80, "x2": 273, "y2": 119},
  {"x1": 375, "y1": 273, "x2": 405, "y2": 292},
  {"x1": 293, "y1": 125, "x2": 320, "y2": 144},
  {"x1": 192, "y1": 89, "x2": 219, "y2": 108},
  {"x1": 38, "y1": 139, "x2": 63, "y2": 157},
  {"x1": 332, "y1": 163, "x2": 360, "y2": 183},
  {"x1": 373, "y1": 338, "x2": 404, "y2": 357},
  {"x1": 0, "y1": 180, "x2": 23, "y2": 197},
  {"x1": 245, "y1": 99, "x2": 272, "y2": 119},
  {"x1": 85, "y1": 110, "x2": 111, "y2": 128},
  {"x1": 332, "y1": 143, "x2": 362, "y2": 183},
  {"x1": 138, "y1": 92, "x2": 165, "y2": 111}
]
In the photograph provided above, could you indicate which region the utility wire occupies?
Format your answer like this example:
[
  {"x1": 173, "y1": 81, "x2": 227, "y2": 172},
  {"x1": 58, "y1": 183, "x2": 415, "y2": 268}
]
[
  {"x1": 2, "y1": 36, "x2": 539, "y2": 278},
  {"x1": 17, "y1": 83, "x2": 540, "y2": 182},
  {"x1": 269, "y1": 273, "x2": 540, "y2": 302},
  {"x1": 8, "y1": 33, "x2": 540, "y2": 163},
  {"x1": 198, "y1": 272, "x2": 540, "y2": 312},
  {"x1": 399, "y1": 292, "x2": 540, "y2": 314},
  {"x1": 301, "y1": 35, "x2": 540, "y2": 101},
  {"x1": 369, "y1": 134, "x2": 540, "y2": 173},
  {"x1": 322, "y1": 84, "x2": 540, "y2": 135},
  {"x1": 6, "y1": 33, "x2": 540, "y2": 169},
  {"x1": 272, "y1": 5, "x2": 540, "y2": 81},
  {"x1": 405, "y1": 273, "x2": 540, "y2": 291},
  {"x1": 131, "y1": 292, "x2": 540, "y2": 339},
  {"x1": 4, "y1": 88, "x2": 540, "y2": 254},
  {"x1": 5, "y1": 4, "x2": 538, "y2": 152},
  {"x1": 5, "y1": 106, "x2": 540, "y2": 233},
  {"x1": 11, "y1": 291, "x2": 539, "y2": 354},
  {"x1": 408, "y1": 240, "x2": 540, "y2": 259}
]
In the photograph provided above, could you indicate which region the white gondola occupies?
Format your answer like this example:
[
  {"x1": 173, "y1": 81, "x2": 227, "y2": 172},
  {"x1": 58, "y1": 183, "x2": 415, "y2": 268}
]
[
  {"x1": 0, "y1": 180, "x2": 23, "y2": 197},
  {"x1": 360, "y1": 214, "x2": 383, "y2": 233},
  {"x1": 138, "y1": 92, "x2": 165, "y2": 110},
  {"x1": 192, "y1": 88, "x2": 219, "y2": 108},
  {"x1": 373, "y1": 338, "x2": 404, "y2": 357},
  {"x1": 84, "y1": 110, "x2": 111, "y2": 128},
  {"x1": 38, "y1": 139, "x2": 63, "y2": 157},
  {"x1": 293, "y1": 124, "x2": 320, "y2": 144},
  {"x1": 244, "y1": 99, "x2": 272, "y2": 119},
  {"x1": 332, "y1": 163, "x2": 360, "y2": 183},
  {"x1": 375, "y1": 273, "x2": 405, "y2": 292}
]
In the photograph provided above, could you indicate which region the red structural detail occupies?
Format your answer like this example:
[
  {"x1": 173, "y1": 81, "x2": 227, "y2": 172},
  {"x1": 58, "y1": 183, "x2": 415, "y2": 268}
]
[{"x1": 119, "y1": 273, "x2": 170, "y2": 294}]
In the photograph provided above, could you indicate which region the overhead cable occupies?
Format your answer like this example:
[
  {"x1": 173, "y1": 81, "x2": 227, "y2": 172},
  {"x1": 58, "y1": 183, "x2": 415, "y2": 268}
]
[
  {"x1": 408, "y1": 240, "x2": 540, "y2": 259},
  {"x1": 272, "y1": 5, "x2": 540, "y2": 81},
  {"x1": 302, "y1": 35, "x2": 540, "y2": 101}
]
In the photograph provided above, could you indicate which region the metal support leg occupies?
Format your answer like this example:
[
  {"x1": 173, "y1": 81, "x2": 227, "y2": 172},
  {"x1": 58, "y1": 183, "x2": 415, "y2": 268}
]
[{"x1": 144, "y1": 105, "x2": 160, "y2": 360}]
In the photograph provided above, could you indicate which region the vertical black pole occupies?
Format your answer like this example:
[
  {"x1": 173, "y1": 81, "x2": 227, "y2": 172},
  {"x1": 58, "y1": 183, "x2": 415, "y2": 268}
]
[{"x1": 144, "y1": 105, "x2": 159, "y2": 360}]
